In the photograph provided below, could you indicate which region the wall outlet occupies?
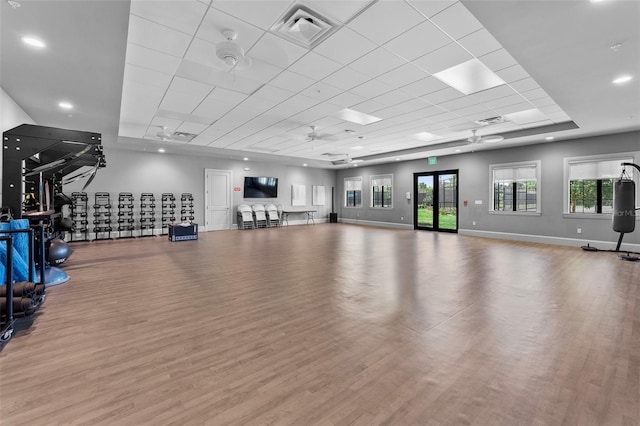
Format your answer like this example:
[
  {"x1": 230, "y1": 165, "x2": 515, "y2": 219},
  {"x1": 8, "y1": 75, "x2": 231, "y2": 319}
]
[
  {"x1": 577, "y1": 228, "x2": 582, "y2": 234},
  {"x1": 473, "y1": 221, "x2": 476, "y2": 226},
  {"x1": 400, "y1": 216, "x2": 404, "y2": 221}
]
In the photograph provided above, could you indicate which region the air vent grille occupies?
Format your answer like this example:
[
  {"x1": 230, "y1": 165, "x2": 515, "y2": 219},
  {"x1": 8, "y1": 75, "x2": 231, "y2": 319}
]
[
  {"x1": 271, "y1": 5, "x2": 337, "y2": 49},
  {"x1": 475, "y1": 116, "x2": 507, "y2": 126}
]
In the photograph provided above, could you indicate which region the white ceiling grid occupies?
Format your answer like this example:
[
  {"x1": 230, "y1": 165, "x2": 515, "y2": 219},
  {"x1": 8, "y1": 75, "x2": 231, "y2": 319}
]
[{"x1": 118, "y1": 0, "x2": 573, "y2": 164}]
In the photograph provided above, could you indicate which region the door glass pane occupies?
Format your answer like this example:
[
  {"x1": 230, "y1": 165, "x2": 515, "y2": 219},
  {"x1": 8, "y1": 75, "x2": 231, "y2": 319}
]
[
  {"x1": 417, "y1": 176, "x2": 434, "y2": 228},
  {"x1": 438, "y1": 174, "x2": 457, "y2": 230}
]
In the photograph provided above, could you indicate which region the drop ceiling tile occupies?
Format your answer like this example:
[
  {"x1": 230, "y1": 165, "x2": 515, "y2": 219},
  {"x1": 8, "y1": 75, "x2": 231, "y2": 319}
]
[
  {"x1": 430, "y1": 2, "x2": 482, "y2": 40},
  {"x1": 420, "y1": 87, "x2": 463, "y2": 105},
  {"x1": 160, "y1": 77, "x2": 215, "y2": 114},
  {"x1": 348, "y1": 0, "x2": 425, "y2": 46},
  {"x1": 509, "y1": 77, "x2": 540, "y2": 93},
  {"x1": 485, "y1": 94, "x2": 528, "y2": 109},
  {"x1": 406, "y1": 0, "x2": 455, "y2": 18},
  {"x1": 150, "y1": 116, "x2": 183, "y2": 131},
  {"x1": 371, "y1": 90, "x2": 415, "y2": 107},
  {"x1": 314, "y1": 26, "x2": 377, "y2": 65},
  {"x1": 479, "y1": 49, "x2": 518, "y2": 72},
  {"x1": 288, "y1": 52, "x2": 343, "y2": 80},
  {"x1": 413, "y1": 43, "x2": 473, "y2": 74},
  {"x1": 253, "y1": 84, "x2": 294, "y2": 102},
  {"x1": 351, "y1": 99, "x2": 387, "y2": 114},
  {"x1": 458, "y1": 29, "x2": 502, "y2": 57},
  {"x1": 191, "y1": 96, "x2": 236, "y2": 120},
  {"x1": 127, "y1": 14, "x2": 192, "y2": 57},
  {"x1": 521, "y1": 87, "x2": 550, "y2": 101},
  {"x1": 383, "y1": 20, "x2": 451, "y2": 61},
  {"x1": 210, "y1": 71, "x2": 266, "y2": 95},
  {"x1": 469, "y1": 84, "x2": 518, "y2": 103},
  {"x1": 492, "y1": 102, "x2": 534, "y2": 116},
  {"x1": 438, "y1": 95, "x2": 480, "y2": 111},
  {"x1": 327, "y1": 92, "x2": 367, "y2": 108},
  {"x1": 269, "y1": 93, "x2": 320, "y2": 117},
  {"x1": 400, "y1": 76, "x2": 449, "y2": 97},
  {"x1": 211, "y1": 0, "x2": 292, "y2": 30},
  {"x1": 269, "y1": 70, "x2": 315, "y2": 92},
  {"x1": 125, "y1": 43, "x2": 183, "y2": 74},
  {"x1": 184, "y1": 38, "x2": 220, "y2": 68},
  {"x1": 301, "y1": 82, "x2": 343, "y2": 101},
  {"x1": 350, "y1": 79, "x2": 394, "y2": 99},
  {"x1": 305, "y1": 0, "x2": 372, "y2": 25},
  {"x1": 377, "y1": 63, "x2": 428, "y2": 87},
  {"x1": 322, "y1": 67, "x2": 370, "y2": 91},
  {"x1": 236, "y1": 58, "x2": 284, "y2": 84},
  {"x1": 177, "y1": 122, "x2": 210, "y2": 134},
  {"x1": 246, "y1": 32, "x2": 307, "y2": 68},
  {"x1": 123, "y1": 64, "x2": 173, "y2": 88},
  {"x1": 349, "y1": 47, "x2": 407, "y2": 78},
  {"x1": 496, "y1": 64, "x2": 530, "y2": 84},
  {"x1": 119, "y1": 80, "x2": 166, "y2": 123},
  {"x1": 530, "y1": 96, "x2": 557, "y2": 108},
  {"x1": 196, "y1": 6, "x2": 264, "y2": 49},
  {"x1": 130, "y1": 0, "x2": 208, "y2": 35}
]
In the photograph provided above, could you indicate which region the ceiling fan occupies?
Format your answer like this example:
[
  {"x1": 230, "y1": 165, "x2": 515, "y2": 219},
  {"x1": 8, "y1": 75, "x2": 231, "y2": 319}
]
[
  {"x1": 466, "y1": 129, "x2": 504, "y2": 144},
  {"x1": 322, "y1": 152, "x2": 362, "y2": 165},
  {"x1": 215, "y1": 29, "x2": 252, "y2": 71},
  {"x1": 306, "y1": 126, "x2": 337, "y2": 142}
]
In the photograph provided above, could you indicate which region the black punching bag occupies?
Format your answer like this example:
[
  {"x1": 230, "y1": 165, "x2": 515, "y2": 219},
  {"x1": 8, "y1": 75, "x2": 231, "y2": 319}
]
[{"x1": 613, "y1": 179, "x2": 635, "y2": 233}]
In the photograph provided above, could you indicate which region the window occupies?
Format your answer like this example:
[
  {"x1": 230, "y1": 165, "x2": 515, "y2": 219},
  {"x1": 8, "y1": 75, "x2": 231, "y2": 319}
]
[
  {"x1": 566, "y1": 155, "x2": 634, "y2": 214},
  {"x1": 371, "y1": 174, "x2": 393, "y2": 208},
  {"x1": 490, "y1": 161, "x2": 540, "y2": 213},
  {"x1": 344, "y1": 177, "x2": 362, "y2": 207}
]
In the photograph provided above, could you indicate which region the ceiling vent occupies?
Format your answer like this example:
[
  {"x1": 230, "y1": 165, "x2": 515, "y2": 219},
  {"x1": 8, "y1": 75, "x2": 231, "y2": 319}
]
[
  {"x1": 270, "y1": 5, "x2": 337, "y2": 49},
  {"x1": 474, "y1": 116, "x2": 507, "y2": 126}
]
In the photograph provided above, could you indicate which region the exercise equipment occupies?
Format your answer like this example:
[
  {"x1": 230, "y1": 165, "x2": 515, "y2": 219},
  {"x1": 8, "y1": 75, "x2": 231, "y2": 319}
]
[
  {"x1": 582, "y1": 162, "x2": 639, "y2": 261},
  {"x1": 161, "y1": 193, "x2": 176, "y2": 235},
  {"x1": 47, "y1": 238, "x2": 72, "y2": 265}
]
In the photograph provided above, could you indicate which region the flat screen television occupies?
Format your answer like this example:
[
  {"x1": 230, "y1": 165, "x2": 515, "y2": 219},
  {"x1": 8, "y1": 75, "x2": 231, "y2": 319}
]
[{"x1": 244, "y1": 176, "x2": 278, "y2": 198}]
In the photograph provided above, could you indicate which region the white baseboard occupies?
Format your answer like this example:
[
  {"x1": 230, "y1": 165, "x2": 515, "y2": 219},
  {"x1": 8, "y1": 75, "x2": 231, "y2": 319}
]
[
  {"x1": 340, "y1": 218, "x2": 414, "y2": 230},
  {"x1": 458, "y1": 228, "x2": 640, "y2": 251}
]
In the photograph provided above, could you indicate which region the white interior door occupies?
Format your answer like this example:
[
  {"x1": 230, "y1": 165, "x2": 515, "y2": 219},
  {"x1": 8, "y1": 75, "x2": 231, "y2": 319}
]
[{"x1": 205, "y1": 169, "x2": 232, "y2": 231}]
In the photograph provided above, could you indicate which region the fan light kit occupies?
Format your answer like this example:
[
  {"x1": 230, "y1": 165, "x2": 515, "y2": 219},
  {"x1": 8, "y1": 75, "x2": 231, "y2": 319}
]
[{"x1": 215, "y1": 30, "x2": 252, "y2": 69}]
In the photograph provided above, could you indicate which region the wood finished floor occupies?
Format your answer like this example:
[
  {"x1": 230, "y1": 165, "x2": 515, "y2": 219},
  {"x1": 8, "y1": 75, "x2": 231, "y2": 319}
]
[{"x1": 0, "y1": 224, "x2": 638, "y2": 426}]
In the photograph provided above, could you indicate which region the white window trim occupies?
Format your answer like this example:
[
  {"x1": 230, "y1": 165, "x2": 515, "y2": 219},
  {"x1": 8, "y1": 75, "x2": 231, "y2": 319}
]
[
  {"x1": 489, "y1": 160, "x2": 542, "y2": 215},
  {"x1": 344, "y1": 176, "x2": 363, "y2": 209},
  {"x1": 370, "y1": 173, "x2": 393, "y2": 209},
  {"x1": 563, "y1": 151, "x2": 639, "y2": 218}
]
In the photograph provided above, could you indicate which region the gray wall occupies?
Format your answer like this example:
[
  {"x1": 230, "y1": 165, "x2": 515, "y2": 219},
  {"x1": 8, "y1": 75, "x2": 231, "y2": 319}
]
[
  {"x1": 63, "y1": 147, "x2": 336, "y2": 228},
  {"x1": 336, "y1": 131, "x2": 640, "y2": 247}
]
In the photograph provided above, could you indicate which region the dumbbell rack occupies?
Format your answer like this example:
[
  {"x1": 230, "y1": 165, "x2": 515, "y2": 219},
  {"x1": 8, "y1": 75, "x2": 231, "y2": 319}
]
[
  {"x1": 161, "y1": 193, "x2": 176, "y2": 235},
  {"x1": 117, "y1": 192, "x2": 135, "y2": 239},
  {"x1": 69, "y1": 192, "x2": 89, "y2": 242},
  {"x1": 139, "y1": 193, "x2": 156, "y2": 237},
  {"x1": 180, "y1": 193, "x2": 195, "y2": 223},
  {"x1": 93, "y1": 192, "x2": 113, "y2": 240}
]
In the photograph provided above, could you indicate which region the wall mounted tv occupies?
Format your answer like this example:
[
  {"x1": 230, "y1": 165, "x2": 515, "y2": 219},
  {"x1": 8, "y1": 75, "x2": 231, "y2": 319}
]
[{"x1": 244, "y1": 176, "x2": 278, "y2": 198}]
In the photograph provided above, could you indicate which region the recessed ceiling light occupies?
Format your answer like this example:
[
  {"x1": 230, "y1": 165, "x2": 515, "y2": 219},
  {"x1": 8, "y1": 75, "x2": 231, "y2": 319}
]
[
  {"x1": 22, "y1": 36, "x2": 46, "y2": 48},
  {"x1": 335, "y1": 108, "x2": 382, "y2": 126},
  {"x1": 590, "y1": 0, "x2": 611, "y2": 3},
  {"x1": 545, "y1": 136, "x2": 554, "y2": 141},
  {"x1": 414, "y1": 132, "x2": 443, "y2": 142},
  {"x1": 158, "y1": 148, "x2": 165, "y2": 153},
  {"x1": 351, "y1": 159, "x2": 363, "y2": 163},
  {"x1": 351, "y1": 146, "x2": 363, "y2": 150},
  {"x1": 243, "y1": 157, "x2": 249, "y2": 161},
  {"x1": 433, "y1": 58, "x2": 505, "y2": 95},
  {"x1": 395, "y1": 158, "x2": 400, "y2": 161},
  {"x1": 58, "y1": 101, "x2": 73, "y2": 110},
  {"x1": 612, "y1": 75, "x2": 632, "y2": 84},
  {"x1": 455, "y1": 149, "x2": 461, "y2": 153},
  {"x1": 303, "y1": 163, "x2": 308, "y2": 167},
  {"x1": 353, "y1": 164, "x2": 358, "y2": 167}
]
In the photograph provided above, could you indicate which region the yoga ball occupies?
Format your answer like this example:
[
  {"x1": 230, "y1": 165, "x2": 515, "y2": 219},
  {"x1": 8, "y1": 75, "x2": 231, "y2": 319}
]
[
  {"x1": 613, "y1": 179, "x2": 635, "y2": 233},
  {"x1": 48, "y1": 238, "x2": 72, "y2": 265}
]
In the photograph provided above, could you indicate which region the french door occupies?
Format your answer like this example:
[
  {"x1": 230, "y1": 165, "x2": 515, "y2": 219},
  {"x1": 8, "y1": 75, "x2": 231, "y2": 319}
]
[{"x1": 414, "y1": 170, "x2": 458, "y2": 232}]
